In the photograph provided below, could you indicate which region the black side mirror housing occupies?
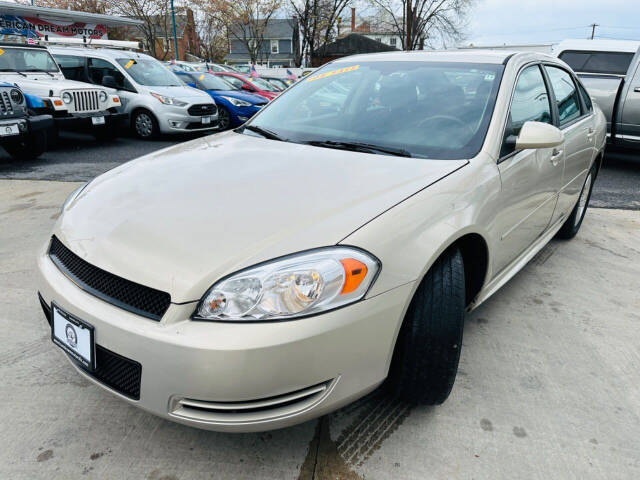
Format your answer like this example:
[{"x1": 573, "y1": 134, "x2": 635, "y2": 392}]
[{"x1": 102, "y1": 75, "x2": 118, "y2": 89}]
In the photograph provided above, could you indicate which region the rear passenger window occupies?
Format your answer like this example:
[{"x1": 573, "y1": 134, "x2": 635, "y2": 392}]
[
  {"x1": 545, "y1": 66, "x2": 581, "y2": 126},
  {"x1": 577, "y1": 81, "x2": 593, "y2": 112},
  {"x1": 501, "y1": 65, "x2": 551, "y2": 157},
  {"x1": 558, "y1": 50, "x2": 633, "y2": 75}
]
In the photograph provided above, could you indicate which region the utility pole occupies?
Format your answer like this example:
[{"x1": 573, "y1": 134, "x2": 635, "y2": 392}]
[
  {"x1": 590, "y1": 23, "x2": 598, "y2": 40},
  {"x1": 170, "y1": 0, "x2": 179, "y2": 60}
]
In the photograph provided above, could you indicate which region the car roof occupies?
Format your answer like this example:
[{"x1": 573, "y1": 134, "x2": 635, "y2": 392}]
[
  {"x1": 48, "y1": 46, "x2": 156, "y2": 61},
  {"x1": 554, "y1": 39, "x2": 640, "y2": 54},
  {"x1": 330, "y1": 49, "x2": 521, "y2": 65}
]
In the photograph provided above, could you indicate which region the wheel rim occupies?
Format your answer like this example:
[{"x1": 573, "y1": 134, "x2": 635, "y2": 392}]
[
  {"x1": 218, "y1": 108, "x2": 230, "y2": 130},
  {"x1": 135, "y1": 113, "x2": 153, "y2": 137},
  {"x1": 575, "y1": 172, "x2": 592, "y2": 226}
]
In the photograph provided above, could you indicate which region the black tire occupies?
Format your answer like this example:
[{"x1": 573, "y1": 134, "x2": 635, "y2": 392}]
[
  {"x1": 217, "y1": 105, "x2": 232, "y2": 130},
  {"x1": 388, "y1": 248, "x2": 466, "y2": 405},
  {"x1": 132, "y1": 109, "x2": 158, "y2": 139},
  {"x1": 3, "y1": 129, "x2": 47, "y2": 161},
  {"x1": 555, "y1": 163, "x2": 596, "y2": 240}
]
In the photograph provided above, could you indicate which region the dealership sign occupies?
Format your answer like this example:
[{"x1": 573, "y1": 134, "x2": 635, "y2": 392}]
[{"x1": 0, "y1": 14, "x2": 107, "y2": 39}]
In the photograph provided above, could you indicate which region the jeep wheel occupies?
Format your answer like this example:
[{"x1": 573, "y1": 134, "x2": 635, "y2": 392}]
[
  {"x1": 388, "y1": 248, "x2": 466, "y2": 405},
  {"x1": 4, "y1": 129, "x2": 47, "y2": 161}
]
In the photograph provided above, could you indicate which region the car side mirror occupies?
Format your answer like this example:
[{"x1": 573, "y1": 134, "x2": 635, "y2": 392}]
[
  {"x1": 515, "y1": 121, "x2": 564, "y2": 150},
  {"x1": 241, "y1": 84, "x2": 252, "y2": 91},
  {"x1": 187, "y1": 82, "x2": 197, "y2": 88},
  {"x1": 102, "y1": 75, "x2": 118, "y2": 89}
]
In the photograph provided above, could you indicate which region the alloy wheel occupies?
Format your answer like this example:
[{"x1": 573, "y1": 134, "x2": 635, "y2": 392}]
[{"x1": 135, "y1": 113, "x2": 153, "y2": 137}]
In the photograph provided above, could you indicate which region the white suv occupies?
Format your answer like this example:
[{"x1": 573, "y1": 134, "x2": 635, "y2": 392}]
[
  {"x1": 0, "y1": 42, "x2": 125, "y2": 140},
  {"x1": 51, "y1": 47, "x2": 218, "y2": 139}
]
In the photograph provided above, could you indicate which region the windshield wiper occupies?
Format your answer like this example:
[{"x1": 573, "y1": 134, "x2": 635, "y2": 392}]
[
  {"x1": 0, "y1": 68, "x2": 26, "y2": 77},
  {"x1": 306, "y1": 140, "x2": 412, "y2": 157},
  {"x1": 242, "y1": 125, "x2": 283, "y2": 141},
  {"x1": 23, "y1": 69, "x2": 54, "y2": 78}
]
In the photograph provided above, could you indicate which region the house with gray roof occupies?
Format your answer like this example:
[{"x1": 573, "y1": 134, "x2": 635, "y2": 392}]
[{"x1": 225, "y1": 18, "x2": 298, "y2": 67}]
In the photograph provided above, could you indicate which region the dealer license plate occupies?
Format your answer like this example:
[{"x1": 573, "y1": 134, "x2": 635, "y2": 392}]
[
  {"x1": 91, "y1": 116, "x2": 105, "y2": 126},
  {"x1": 51, "y1": 304, "x2": 95, "y2": 371},
  {"x1": 201, "y1": 116, "x2": 211, "y2": 125},
  {"x1": 0, "y1": 124, "x2": 19, "y2": 136}
]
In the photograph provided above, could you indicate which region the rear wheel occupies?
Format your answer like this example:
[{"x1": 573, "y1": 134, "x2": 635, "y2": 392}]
[
  {"x1": 555, "y1": 163, "x2": 596, "y2": 239},
  {"x1": 217, "y1": 106, "x2": 232, "y2": 130},
  {"x1": 132, "y1": 110, "x2": 158, "y2": 139},
  {"x1": 3, "y1": 129, "x2": 47, "y2": 160},
  {"x1": 388, "y1": 248, "x2": 466, "y2": 405}
]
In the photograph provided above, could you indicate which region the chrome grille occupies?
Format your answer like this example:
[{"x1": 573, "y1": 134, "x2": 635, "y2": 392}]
[{"x1": 69, "y1": 90, "x2": 100, "y2": 113}]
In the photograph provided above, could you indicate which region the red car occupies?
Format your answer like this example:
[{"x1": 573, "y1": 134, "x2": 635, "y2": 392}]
[{"x1": 214, "y1": 72, "x2": 281, "y2": 101}]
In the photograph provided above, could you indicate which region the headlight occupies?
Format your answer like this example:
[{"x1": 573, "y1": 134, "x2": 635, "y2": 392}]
[
  {"x1": 195, "y1": 247, "x2": 380, "y2": 321},
  {"x1": 221, "y1": 96, "x2": 252, "y2": 107},
  {"x1": 62, "y1": 92, "x2": 73, "y2": 104},
  {"x1": 61, "y1": 182, "x2": 88, "y2": 212},
  {"x1": 98, "y1": 91, "x2": 108, "y2": 102},
  {"x1": 10, "y1": 89, "x2": 23, "y2": 104},
  {"x1": 150, "y1": 91, "x2": 187, "y2": 106}
]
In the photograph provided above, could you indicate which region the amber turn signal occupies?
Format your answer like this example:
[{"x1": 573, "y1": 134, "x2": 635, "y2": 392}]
[{"x1": 340, "y1": 258, "x2": 368, "y2": 295}]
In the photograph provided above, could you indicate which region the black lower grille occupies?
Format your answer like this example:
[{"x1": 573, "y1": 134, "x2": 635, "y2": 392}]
[
  {"x1": 38, "y1": 294, "x2": 142, "y2": 400},
  {"x1": 92, "y1": 345, "x2": 142, "y2": 400},
  {"x1": 48, "y1": 236, "x2": 171, "y2": 321},
  {"x1": 188, "y1": 103, "x2": 217, "y2": 116}
]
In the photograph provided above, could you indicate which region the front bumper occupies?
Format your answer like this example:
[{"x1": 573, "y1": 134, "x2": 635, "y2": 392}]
[
  {"x1": 37, "y1": 248, "x2": 412, "y2": 432},
  {"x1": 0, "y1": 114, "x2": 53, "y2": 142},
  {"x1": 161, "y1": 113, "x2": 219, "y2": 134},
  {"x1": 53, "y1": 111, "x2": 128, "y2": 132}
]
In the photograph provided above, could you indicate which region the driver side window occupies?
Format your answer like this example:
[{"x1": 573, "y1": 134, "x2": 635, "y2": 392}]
[
  {"x1": 501, "y1": 65, "x2": 552, "y2": 157},
  {"x1": 87, "y1": 58, "x2": 128, "y2": 90}
]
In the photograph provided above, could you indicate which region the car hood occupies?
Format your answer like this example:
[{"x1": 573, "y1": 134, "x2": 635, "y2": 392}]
[
  {"x1": 8, "y1": 76, "x2": 106, "y2": 97},
  {"x1": 146, "y1": 85, "x2": 213, "y2": 103},
  {"x1": 210, "y1": 90, "x2": 268, "y2": 104},
  {"x1": 57, "y1": 132, "x2": 467, "y2": 303}
]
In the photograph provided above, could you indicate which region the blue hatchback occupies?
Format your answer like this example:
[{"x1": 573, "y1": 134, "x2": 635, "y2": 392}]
[{"x1": 174, "y1": 71, "x2": 268, "y2": 130}]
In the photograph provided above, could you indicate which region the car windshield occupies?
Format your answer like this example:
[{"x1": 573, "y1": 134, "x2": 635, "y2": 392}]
[
  {"x1": 117, "y1": 58, "x2": 182, "y2": 86},
  {"x1": 0, "y1": 47, "x2": 59, "y2": 72},
  {"x1": 245, "y1": 61, "x2": 504, "y2": 159},
  {"x1": 196, "y1": 73, "x2": 237, "y2": 90},
  {"x1": 252, "y1": 77, "x2": 279, "y2": 91}
]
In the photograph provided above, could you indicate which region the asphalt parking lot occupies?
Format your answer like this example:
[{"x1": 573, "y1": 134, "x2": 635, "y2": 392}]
[{"x1": 1, "y1": 136, "x2": 639, "y2": 479}]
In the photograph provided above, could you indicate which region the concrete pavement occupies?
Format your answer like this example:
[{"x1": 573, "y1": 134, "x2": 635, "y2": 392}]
[{"x1": 1, "y1": 179, "x2": 639, "y2": 479}]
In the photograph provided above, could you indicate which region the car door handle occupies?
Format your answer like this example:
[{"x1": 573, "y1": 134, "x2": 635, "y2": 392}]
[
  {"x1": 634, "y1": 87, "x2": 640, "y2": 93},
  {"x1": 550, "y1": 148, "x2": 563, "y2": 166},
  {"x1": 587, "y1": 127, "x2": 595, "y2": 140}
]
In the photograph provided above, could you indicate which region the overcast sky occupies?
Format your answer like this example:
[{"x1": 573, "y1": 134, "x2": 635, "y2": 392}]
[{"x1": 466, "y1": 0, "x2": 640, "y2": 46}]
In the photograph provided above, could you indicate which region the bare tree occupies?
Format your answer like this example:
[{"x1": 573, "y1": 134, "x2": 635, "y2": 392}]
[
  {"x1": 17, "y1": 0, "x2": 107, "y2": 12},
  {"x1": 105, "y1": 0, "x2": 173, "y2": 59},
  {"x1": 289, "y1": 0, "x2": 350, "y2": 66},
  {"x1": 368, "y1": 0, "x2": 472, "y2": 50},
  {"x1": 214, "y1": 0, "x2": 282, "y2": 64}
]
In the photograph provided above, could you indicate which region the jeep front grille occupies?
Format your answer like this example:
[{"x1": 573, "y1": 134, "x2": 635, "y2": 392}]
[
  {"x1": 0, "y1": 91, "x2": 14, "y2": 115},
  {"x1": 69, "y1": 90, "x2": 100, "y2": 113}
]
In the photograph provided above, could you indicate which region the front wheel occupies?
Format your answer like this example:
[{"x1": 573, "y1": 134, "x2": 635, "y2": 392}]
[
  {"x1": 217, "y1": 106, "x2": 232, "y2": 130},
  {"x1": 3, "y1": 129, "x2": 47, "y2": 160},
  {"x1": 555, "y1": 163, "x2": 596, "y2": 240},
  {"x1": 132, "y1": 110, "x2": 158, "y2": 139},
  {"x1": 388, "y1": 248, "x2": 466, "y2": 405}
]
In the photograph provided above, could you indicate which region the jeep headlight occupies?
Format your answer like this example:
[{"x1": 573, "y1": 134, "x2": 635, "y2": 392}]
[
  {"x1": 62, "y1": 92, "x2": 73, "y2": 104},
  {"x1": 10, "y1": 89, "x2": 23, "y2": 104},
  {"x1": 194, "y1": 247, "x2": 380, "y2": 321},
  {"x1": 99, "y1": 91, "x2": 108, "y2": 102}
]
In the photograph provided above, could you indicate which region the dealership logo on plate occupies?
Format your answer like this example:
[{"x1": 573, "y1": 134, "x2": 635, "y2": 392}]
[{"x1": 65, "y1": 324, "x2": 77, "y2": 348}]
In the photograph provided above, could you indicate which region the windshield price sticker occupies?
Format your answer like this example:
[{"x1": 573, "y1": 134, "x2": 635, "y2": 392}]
[
  {"x1": 124, "y1": 60, "x2": 135, "y2": 69},
  {"x1": 0, "y1": 48, "x2": 4, "y2": 56},
  {"x1": 306, "y1": 65, "x2": 359, "y2": 83}
]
